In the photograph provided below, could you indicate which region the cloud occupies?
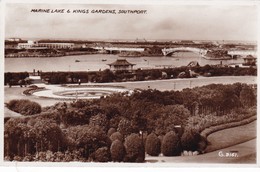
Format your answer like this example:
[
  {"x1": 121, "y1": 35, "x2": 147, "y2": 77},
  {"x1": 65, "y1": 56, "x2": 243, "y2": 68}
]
[{"x1": 5, "y1": 3, "x2": 257, "y2": 41}]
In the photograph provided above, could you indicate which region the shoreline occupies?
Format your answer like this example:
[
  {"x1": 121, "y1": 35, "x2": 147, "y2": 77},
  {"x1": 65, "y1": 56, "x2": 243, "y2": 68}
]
[
  {"x1": 5, "y1": 53, "x2": 233, "y2": 60},
  {"x1": 202, "y1": 55, "x2": 232, "y2": 60},
  {"x1": 4, "y1": 51, "x2": 99, "y2": 58}
]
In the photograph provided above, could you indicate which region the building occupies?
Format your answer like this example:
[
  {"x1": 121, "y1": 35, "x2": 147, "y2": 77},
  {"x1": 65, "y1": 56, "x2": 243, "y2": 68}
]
[
  {"x1": 7, "y1": 38, "x2": 21, "y2": 42},
  {"x1": 108, "y1": 59, "x2": 135, "y2": 71},
  {"x1": 17, "y1": 40, "x2": 75, "y2": 49},
  {"x1": 17, "y1": 40, "x2": 39, "y2": 49},
  {"x1": 38, "y1": 43, "x2": 75, "y2": 49},
  {"x1": 243, "y1": 55, "x2": 256, "y2": 66}
]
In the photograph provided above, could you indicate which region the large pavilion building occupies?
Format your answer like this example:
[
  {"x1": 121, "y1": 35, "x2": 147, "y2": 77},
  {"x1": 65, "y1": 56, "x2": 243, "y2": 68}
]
[
  {"x1": 243, "y1": 55, "x2": 256, "y2": 66},
  {"x1": 107, "y1": 59, "x2": 135, "y2": 71}
]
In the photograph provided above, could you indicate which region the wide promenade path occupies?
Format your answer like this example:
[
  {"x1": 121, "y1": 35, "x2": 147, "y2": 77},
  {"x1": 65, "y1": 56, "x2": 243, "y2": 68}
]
[
  {"x1": 104, "y1": 76, "x2": 256, "y2": 91},
  {"x1": 4, "y1": 76, "x2": 257, "y2": 107}
]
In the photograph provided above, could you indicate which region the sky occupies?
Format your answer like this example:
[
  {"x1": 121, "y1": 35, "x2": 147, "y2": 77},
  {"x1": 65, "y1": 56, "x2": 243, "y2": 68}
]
[{"x1": 4, "y1": 3, "x2": 258, "y2": 41}]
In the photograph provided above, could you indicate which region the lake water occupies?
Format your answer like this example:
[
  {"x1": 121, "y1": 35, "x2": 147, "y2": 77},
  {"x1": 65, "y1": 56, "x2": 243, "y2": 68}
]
[{"x1": 5, "y1": 52, "x2": 244, "y2": 72}]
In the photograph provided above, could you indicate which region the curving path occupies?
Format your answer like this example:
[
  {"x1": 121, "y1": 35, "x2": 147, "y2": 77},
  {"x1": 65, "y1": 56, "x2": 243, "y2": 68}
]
[
  {"x1": 145, "y1": 120, "x2": 256, "y2": 164},
  {"x1": 145, "y1": 139, "x2": 256, "y2": 164},
  {"x1": 205, "y1": 120, "x2": 256, "y2": 153}
]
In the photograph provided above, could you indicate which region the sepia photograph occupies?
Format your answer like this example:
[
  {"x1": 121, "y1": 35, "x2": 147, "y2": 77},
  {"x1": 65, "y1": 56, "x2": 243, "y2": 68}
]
[{"x1": 1, "y1": 0, "x2": 258, "y2": 166}]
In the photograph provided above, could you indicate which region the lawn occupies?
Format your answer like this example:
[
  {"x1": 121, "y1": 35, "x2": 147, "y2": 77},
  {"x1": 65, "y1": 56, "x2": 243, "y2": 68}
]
[{"x1": 205, "y1": 120, "x2": 256, "y2": 153}]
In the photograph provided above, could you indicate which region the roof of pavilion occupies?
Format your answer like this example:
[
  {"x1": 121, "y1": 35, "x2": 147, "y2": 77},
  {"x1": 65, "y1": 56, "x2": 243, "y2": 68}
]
[{"x1": 108, "y1": 59, "x2": 136, "y2": 66}]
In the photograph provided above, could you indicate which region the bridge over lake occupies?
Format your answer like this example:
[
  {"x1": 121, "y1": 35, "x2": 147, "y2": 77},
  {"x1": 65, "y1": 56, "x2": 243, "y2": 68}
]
[
  {"x1": 92, "y1": 46, "x2": 145, "y2": 52},
  {"x1": 162, "y1": 47, "x2": 257, "y2": 57},
  {"x1": 162, "y1": 47, "x2": 208, "y2": 56}
]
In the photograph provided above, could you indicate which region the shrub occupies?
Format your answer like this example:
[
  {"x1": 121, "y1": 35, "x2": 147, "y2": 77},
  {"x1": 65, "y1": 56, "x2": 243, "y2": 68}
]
[
  {"x1": 145, "y1": 133, "x2": 161, "y2": 156},
  {"x1": 107, "y1": 128, "x2": 116, "y2": 137},
  {"x1": 118, "y1": 118, "x2": 136, "y2": 137},
  {"x1": 110, "y1": 132, "x2": 124, "y2": 142},
  {"x1": 66, "y1": 125, "x2": 111, "y2": 158},
  {"x1": 89, "y1": 113, "x2": 109, "y2": 132},
  {"x1": 7, "y1": 99, "x2": 41, "y2": 116},
  {"x1": 124, "y1": 133, "x2": 145, "y2": 162},
  {"x1": 110, "y1": 139, "x2": 125, "y2": 162},
  {"x1": 181, "y1": 128, "x2": 201, "y2": 151},
  {"x1": 92, "y1": 147, "x2": 111, "y2": 162},
  {"x1": 161, "y1": 131, "x2": 182, "y2": 156}
]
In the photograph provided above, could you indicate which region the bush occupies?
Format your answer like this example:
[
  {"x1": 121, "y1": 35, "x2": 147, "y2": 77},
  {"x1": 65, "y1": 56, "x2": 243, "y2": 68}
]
[
  {"x1": 107, "y1": 128, "x2": 116, "y2": 137},
  {"x1": 89, "y1": 113, "x2": 109, "y2": 132},
  {"x1": 110, "y1": 139, "x2": 125, "y2": 162},
  {"x1": 161, "y1": 131, "x2": 182, "y2": 156},
  {"x1": 110, "y1": 132, "x2": 124, "y2": 142},
  {"x1": 66, "y1": 125, "x2": 111, "y2": 158},
  {"x1": 181, "y1": 128, "x2": 201, "y2": 151},
  {"x1": 124, "y1": 133, "x2": 145, "y2": 162},
  {"x1": 7, "y1": 99, "x2": 41, "y2": 116},
  {"x1": 92, "y1": 147, "x2": 111, "y2": 162},
  {"x1": 117, "y1": 118, "x2": 135, "y2": 137},
  {"x1": 145, "y1": 133, "x2": 161, "y2": 156}
]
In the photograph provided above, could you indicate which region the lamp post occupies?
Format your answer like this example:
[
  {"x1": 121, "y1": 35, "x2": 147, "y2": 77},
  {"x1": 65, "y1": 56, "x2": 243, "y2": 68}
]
[{"x1": 139, "y1": 130, "x2": 144, "y2": 145}]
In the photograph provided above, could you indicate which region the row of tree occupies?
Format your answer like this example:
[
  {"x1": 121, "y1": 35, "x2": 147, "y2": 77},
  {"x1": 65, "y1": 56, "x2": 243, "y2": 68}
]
[{"x1": 29, "y1": 65, "x2": 257, "y2": 84}]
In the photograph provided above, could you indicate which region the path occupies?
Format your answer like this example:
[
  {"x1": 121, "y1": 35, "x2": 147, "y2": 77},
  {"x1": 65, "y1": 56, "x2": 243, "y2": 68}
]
[
  {"x1": 145, "y1": 139, "x2": 256, "y2": 164},
  {"x1": 205, "y1": 120, "x2": 256, "y2": 153},
  {"x1": 4, "y1": 76, "x2": 257, "y2": 107},
  {"x1": 146, "y1": 120, "x2": 256, "y2": 164}
]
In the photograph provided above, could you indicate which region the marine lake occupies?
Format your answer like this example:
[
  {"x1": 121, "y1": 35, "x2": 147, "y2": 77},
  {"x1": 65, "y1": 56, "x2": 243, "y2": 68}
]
[{"x1": 5, "y1": 52, "x2": 244, "y2": 72}]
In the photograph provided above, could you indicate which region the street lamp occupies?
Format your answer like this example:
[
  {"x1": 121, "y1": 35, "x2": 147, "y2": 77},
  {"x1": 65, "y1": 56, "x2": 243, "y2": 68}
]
[{"x1": 139, "y1": 130, "x2": 144, "y2": 144}]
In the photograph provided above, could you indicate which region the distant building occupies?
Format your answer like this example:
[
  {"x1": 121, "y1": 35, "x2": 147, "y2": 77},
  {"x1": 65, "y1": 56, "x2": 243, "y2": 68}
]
[
  {"x1": 17, "y1": 40, "x2": 75, "y2": 49},
  {"x1": 38, "y1": 43, "x2": 75, "y2": 49},
  {"x1": 7, "y1": 38, "x2": 21, "y2": 42},
  {"x1": 17, "y1": 40, "x2": 39, "y2": 49},
  {"x1": 108, "y1": 59, "x2": 135, "y2": 71}
]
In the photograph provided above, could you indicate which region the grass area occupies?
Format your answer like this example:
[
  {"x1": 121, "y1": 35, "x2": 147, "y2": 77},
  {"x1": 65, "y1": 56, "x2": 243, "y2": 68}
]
[{"x1": 205, "y1": 120, "x2": 256, "y2": 153}]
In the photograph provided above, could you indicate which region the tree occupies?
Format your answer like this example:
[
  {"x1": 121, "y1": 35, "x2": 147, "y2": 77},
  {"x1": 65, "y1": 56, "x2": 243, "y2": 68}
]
[
  {"x1": 99, "y1": 69, "x2": 115, "y2": 83},
  {"x1": 66, "y1": 125, "x2": 111, "y2": 158},
  {"x1": 92, "y1": 147, "x2": 111, "y2": 162},
  {"x1": 124, "y1": 133, "x2": 145, "y2": 162},
  {"x1": 117, "y1": 118, "x2": 136, "y2": 137},
  {"x1": 6, "y1": 99, "x2": 41, "y2": 116},
  {"x1": 240, "y1": 85, "x2": 256, "y2": 107},
  {"x1": 89, "y1": 113, "x2": 109, "y2": 132},
  {"x1": 107, "y1": 128, "x2": 116, "y2": 137},
  {"x1": 4, "y1": 118, "x2": 32, "y2": 157},
  {"x1": 110, "y1": 139, "x2": 125, "y2": 162},
  {"x1": 110, "y1": 132, "x2": 124, "y2": 142},
  {"x1": 181, "y1": 128, "x2": 201, "y2": 151},
  {"x1": 161, "y1": 131, "x2": 182, "y2": 156},
  {"x1": 145, "y1": 133, "x2": 161, "y2": 156},
  {"x1": 154, "y1": 105, "x2": 190, "y2": 135},
  {"x1": 33, "y1": 119, "x2": 67, "y2": 152}
]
